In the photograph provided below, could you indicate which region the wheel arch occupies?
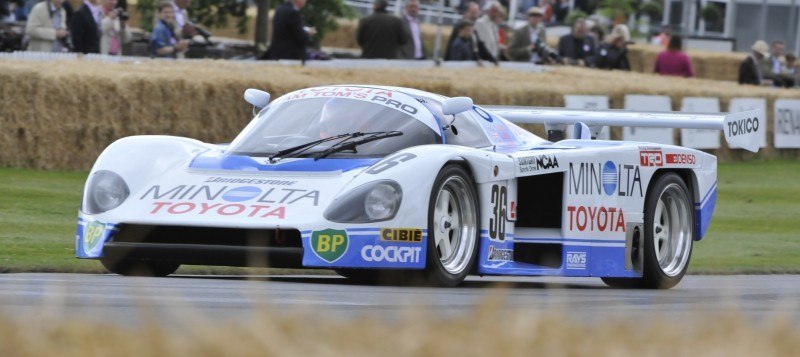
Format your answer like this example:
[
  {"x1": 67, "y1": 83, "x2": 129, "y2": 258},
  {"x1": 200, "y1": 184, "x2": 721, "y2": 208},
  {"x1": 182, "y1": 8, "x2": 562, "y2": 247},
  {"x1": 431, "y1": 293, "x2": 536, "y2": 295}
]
[{"x1": 645, "y1": 168, "x2": 700, "y2": 239}]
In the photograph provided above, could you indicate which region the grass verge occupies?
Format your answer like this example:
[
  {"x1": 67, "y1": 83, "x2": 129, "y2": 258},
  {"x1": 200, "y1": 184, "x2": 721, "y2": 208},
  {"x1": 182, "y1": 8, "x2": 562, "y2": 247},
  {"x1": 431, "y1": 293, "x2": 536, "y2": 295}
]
[{"x1": 0, "y1": 160, "x2": 797, "y2": 274}]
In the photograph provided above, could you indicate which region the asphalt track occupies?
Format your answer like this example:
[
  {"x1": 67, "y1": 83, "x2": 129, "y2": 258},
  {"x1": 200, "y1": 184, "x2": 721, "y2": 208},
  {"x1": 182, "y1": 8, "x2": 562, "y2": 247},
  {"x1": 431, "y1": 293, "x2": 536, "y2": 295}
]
[{"x1": 0, "y1": 273, "x2": 798, "y2": 324}]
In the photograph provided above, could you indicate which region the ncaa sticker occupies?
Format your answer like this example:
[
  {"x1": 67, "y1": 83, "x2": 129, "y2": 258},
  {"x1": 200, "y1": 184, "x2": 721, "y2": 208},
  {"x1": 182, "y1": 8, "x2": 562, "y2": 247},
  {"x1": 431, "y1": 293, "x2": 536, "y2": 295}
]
[{"x1": 311, "y1": 229, "x2": 349, "y2": 263}]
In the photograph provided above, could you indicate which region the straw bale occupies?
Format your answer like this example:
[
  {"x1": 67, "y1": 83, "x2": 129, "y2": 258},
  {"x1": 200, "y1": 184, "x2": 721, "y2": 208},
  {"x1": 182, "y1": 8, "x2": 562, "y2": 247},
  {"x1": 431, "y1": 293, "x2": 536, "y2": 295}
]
[{"x1": 0, "y1": 59, "x2": 797, "y2": 170}]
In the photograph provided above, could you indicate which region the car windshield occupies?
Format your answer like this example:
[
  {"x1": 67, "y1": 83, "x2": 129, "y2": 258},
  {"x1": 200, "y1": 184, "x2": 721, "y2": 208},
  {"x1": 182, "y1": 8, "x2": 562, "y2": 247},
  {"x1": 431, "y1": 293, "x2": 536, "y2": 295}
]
[{"x1": 229, "y1": 97, "x2": 441, "y2": 157}]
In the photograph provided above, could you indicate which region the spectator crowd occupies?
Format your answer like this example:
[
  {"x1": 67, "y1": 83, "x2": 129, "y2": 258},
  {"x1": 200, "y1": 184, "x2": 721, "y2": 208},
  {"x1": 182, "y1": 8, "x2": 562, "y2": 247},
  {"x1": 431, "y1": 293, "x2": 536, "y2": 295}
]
[
  {"x1": 2, "y1": 0, "x2": 799, "y2": 88},
  {"x1": 1, "y1": 0, "x2": 202, "y2": 58}
]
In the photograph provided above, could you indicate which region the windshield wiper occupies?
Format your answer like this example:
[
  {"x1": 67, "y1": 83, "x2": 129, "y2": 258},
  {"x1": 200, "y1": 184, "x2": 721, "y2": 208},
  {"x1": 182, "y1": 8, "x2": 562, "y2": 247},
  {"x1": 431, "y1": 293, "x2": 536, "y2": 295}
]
[
  {"x1": 268, "y1": 132, "x2": 366, "y2": 163},
  {"x1": 312, "y1": 131, "x2": 403, "y2": 160}
]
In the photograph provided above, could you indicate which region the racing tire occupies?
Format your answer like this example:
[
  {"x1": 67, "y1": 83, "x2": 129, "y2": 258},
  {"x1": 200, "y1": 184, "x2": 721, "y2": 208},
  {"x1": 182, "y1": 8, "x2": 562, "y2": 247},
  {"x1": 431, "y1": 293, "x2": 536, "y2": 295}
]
[
  {"x1": 423, "y1": 164, "x2": 480, "y2": 287},
  {"x1": 100, "y1": 258, "x2": 180, "y2": 277},
  {"x1": 602, "y1": 173, "x2": 694, "y2": 289}
]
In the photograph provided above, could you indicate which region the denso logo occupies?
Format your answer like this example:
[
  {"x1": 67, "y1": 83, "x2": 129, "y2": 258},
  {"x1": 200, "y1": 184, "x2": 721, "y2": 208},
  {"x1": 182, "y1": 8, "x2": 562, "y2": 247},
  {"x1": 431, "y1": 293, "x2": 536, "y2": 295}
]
[
  {"x1": 727, "y1": 117, "x2": 759, "y2": 137},
  {"x1": 568, "y1": 162, "x2": 642, "y2": 197},
  {"x1": 567, "y1": 205, "x2": 625, "y2": 232},
  {"x1": 361, "y1": 245, "x2": 422, "y2": 263}
]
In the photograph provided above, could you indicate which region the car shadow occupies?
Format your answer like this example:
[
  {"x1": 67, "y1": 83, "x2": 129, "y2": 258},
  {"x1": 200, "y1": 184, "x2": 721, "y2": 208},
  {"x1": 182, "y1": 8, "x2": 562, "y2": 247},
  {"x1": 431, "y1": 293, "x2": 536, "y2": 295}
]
[{"x1": 172, "y1": 274, "x2": 607, "y2": 290}]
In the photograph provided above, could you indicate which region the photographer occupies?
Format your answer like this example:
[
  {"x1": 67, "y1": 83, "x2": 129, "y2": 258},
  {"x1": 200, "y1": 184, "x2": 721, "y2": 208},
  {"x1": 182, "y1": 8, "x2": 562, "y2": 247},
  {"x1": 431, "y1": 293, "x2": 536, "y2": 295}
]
[
  {"x1": 508, "y1": 7, "x2": 551, "y2": 64},
  {"x1": 100, "y1": 0, "x2": 131, "y2": 55},
  {"x1": 24, "y1": 0, "x2": 68, "y2": 52}
]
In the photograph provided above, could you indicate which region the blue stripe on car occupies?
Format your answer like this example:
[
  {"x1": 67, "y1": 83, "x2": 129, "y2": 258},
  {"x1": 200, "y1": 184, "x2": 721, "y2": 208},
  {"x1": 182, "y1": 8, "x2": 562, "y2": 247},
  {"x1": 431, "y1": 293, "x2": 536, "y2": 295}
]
[{"x1": 190, "y1": 154, "x2": 380, "y2": 172}]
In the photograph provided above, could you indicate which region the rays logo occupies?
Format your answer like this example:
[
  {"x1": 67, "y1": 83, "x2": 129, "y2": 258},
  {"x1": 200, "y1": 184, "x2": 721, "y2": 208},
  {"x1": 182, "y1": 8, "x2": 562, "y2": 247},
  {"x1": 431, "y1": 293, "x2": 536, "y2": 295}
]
[{"x1": 601, "y1": 161, "x2": 617, "y2": 195}]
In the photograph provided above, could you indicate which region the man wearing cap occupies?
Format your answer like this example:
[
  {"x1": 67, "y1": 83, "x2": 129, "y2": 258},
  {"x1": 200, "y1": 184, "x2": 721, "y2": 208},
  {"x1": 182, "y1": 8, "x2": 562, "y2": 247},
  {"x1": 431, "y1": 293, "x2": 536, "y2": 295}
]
[
  {"x1": 739, "y1": 40, "x2": 769, "y2": 86},
  {"x1": 508, "y1": 6, "x2": 547, "y2": 63}
]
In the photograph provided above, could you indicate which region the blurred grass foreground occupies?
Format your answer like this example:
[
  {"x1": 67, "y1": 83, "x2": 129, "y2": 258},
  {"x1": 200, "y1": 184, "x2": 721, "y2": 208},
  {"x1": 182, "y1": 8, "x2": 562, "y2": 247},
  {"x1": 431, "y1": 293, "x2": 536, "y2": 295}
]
[{"x1": 0, "y1": 304, "x2": 797, "y2": 356}]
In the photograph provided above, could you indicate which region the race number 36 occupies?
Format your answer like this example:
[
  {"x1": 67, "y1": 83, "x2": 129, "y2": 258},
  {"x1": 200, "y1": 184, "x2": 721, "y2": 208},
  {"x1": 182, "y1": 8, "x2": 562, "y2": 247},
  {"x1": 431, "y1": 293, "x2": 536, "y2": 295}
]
[{"x1": 490, "y1": 185, "x2": 507, "y2": 241}]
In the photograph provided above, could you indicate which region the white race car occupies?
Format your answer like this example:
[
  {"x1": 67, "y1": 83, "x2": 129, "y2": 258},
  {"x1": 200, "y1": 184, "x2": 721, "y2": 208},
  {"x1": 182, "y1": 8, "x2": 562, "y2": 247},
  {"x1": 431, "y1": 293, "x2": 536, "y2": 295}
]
[{"x1": 76, "y1": 85, "x2": 762, "y2": 288}]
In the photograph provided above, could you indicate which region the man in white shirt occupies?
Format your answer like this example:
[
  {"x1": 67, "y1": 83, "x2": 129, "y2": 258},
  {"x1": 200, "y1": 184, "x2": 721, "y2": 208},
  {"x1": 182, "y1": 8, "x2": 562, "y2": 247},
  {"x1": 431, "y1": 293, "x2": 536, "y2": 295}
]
[
  {"x1": 473, "y1": 1, "x2": 503, "y2": 60},
  {"x1": 400, "y1": 0, "x2": 424, "y2": 59}
]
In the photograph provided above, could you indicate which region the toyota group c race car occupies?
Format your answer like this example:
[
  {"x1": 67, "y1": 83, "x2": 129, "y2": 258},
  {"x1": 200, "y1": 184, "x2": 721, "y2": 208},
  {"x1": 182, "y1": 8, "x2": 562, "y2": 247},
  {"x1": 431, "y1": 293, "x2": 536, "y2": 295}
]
[{"x1": 76, "y1": 85, "x2": 763, "y2": 288}]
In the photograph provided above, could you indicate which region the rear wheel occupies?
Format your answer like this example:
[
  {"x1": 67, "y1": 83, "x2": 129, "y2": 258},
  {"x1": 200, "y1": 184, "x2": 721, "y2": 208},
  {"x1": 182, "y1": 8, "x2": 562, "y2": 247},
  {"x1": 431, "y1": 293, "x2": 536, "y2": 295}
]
[
  {"x1": 603, "y1": 173, "x2": 694, "y2": 289},
  {"x1": 100, "y1": 258, "x2": 180, "y2": 277},
  {"x1": 423, "y1": 164, "x2": 479, "y2": 287}
]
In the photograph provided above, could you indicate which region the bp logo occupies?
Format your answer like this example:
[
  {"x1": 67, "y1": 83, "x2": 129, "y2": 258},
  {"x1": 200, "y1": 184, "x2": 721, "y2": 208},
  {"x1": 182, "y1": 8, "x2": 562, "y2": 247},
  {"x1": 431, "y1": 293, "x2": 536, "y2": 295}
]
[
  {"x1": 83, "y1": 221, "x2": 106, "y2": 255},
  {"x1": 601, "y1": 161, "x2": 617, "y2": 196},
  {"x1": 311, "y1": 229, "x2": 349, "y2": 263}
]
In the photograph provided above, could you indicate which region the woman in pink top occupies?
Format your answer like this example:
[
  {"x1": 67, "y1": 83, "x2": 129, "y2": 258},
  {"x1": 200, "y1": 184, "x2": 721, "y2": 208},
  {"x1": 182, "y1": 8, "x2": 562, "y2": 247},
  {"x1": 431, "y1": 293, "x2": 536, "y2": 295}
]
[{"x1": 654, "y1": 36, "x2": 694, "y2": 77}]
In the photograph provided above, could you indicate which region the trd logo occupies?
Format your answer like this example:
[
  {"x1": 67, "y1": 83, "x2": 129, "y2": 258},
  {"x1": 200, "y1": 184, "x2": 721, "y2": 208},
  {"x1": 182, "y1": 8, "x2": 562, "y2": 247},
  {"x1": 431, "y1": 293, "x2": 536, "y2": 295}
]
[
  {"x1": 311, "y1": 229, "x2": 349, "y2": 263},
  {"x1": 727, "y1": 117, "x2": 759, "y2": 137},
  {"x1": 639, "y1": 148, "x2": 663, "y2": 167},
  {"x1": 566, "y1": 252, "x2": 587, "y2": 270}
]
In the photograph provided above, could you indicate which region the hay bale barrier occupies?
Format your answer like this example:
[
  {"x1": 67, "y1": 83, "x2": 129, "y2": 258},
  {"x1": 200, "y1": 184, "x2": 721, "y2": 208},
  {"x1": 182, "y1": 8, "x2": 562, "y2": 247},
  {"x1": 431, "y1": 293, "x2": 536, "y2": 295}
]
[{"x1": 0, "y1": 59, "x2": 798, "y2": 171}]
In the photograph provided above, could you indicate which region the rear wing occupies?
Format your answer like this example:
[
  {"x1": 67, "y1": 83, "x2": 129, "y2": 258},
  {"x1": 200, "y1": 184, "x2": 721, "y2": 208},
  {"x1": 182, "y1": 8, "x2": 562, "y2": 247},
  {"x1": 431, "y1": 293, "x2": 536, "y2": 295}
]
[{"x1": 485, "y1": 106, "x2": 763, "y2": 153}]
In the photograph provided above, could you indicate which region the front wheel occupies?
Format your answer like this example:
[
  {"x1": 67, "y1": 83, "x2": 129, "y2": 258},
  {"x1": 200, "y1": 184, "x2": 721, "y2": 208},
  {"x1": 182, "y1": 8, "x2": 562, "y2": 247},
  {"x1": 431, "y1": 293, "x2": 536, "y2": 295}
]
[
  {"x1": 423, "y1": 164, "x2": 479, "y2": 287},
  {"x1": 603, "y1": 173, "x2": 694, "y2": 289}
]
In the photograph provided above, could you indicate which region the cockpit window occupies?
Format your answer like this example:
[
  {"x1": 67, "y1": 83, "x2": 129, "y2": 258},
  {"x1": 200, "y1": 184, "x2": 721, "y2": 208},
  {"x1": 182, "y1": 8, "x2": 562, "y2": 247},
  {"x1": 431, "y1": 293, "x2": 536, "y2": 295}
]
[{"x1": 228, "y1": 97, "x2": 441, "y2": 157}]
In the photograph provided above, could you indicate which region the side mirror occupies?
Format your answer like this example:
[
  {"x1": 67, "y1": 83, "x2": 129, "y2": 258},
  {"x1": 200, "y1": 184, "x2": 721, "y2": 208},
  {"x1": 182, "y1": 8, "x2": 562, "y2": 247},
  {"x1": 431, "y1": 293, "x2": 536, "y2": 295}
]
[
  {"x1": 573, "y1": 122, "x2": 592, "y2": 140},
  {"x1": 442, "y1": 97, "x2": 474, "y2": 115},
  {"x1": 244, "y1": 88, "x2": 270, "y2": 109}
]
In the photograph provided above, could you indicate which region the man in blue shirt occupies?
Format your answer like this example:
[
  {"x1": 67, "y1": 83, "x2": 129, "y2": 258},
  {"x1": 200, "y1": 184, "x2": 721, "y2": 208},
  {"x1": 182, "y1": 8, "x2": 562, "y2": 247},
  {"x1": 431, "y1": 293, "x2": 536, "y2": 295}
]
[{"x1": 150, "y1": 1, "x2": 188, "y2": 58}]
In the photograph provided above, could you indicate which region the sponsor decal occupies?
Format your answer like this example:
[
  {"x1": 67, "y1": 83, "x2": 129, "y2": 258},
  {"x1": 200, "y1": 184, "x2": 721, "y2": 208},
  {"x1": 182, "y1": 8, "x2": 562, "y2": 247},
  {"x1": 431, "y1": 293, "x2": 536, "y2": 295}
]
[
  {"x1": 776, "y1": 108, "x2": 800, "y2": 135},
  {"x1": 567, "y1": 205, "x2": 626, "y2": 232},
  {"x1": 517, "y1": 154, "x2": 559, "y2": 173},
  {"x1": 280, "y1": 87, "x2": 420, "y2": 116},
  {"x1": 487, "y1": 246, "x2": 514, "y2": 262},
  {"x1": 140, "y1": 184, "x2": 320, "y2": 219},
  {"x1": 509, "y1": 201, "x2": 517, "y2": 220},
  {"x1": 361, "y1": 245, "x2": 422, "y2": 263},
  {"x1": 639, "y1": 147, "x2": 663, "y2": 167},
  {"x1": 366, "y1": 153, "x2": 417, "y2": 174},
  {"x1": 565, "y1": 251, "x2": 587, "y2": 270},
  {"x1": 568, "y1": 162, "x2": 642, "y2": 197},
  {"x1": 380, "y1": 228, "x2": 423, "y2": 243},
  {"x1": 665, "y1": 153, "x2": 696, "y2": 165},
  {"x1": 727, "y1": 117, "x2": 759, "y2": 137},
  {"x1": 83, "y1": 221, "x2": 105, "y2": 254},
  {"x1": 205, "y1": 177, "x2": 297, "y2": 186},
  {"x1": 473, "y1": 106, "x2": 493, "y2": 122},
  {"x1": 490, "y1": 184, "x2": 508, "y2": 241},
  {"x1": 311, "y1": 229, "x2": 349, "y2": 263}
]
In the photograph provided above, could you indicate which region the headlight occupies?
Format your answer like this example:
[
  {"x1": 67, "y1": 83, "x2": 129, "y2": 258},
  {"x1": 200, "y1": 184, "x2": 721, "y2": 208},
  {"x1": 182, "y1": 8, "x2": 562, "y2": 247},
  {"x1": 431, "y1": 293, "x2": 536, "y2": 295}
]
[
  {"x1": 324, "y1": 181, "x2": 402, "y2": 223},
  {"x1": 84, "y1": 170, "x2": 130, "y2": 214}
]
